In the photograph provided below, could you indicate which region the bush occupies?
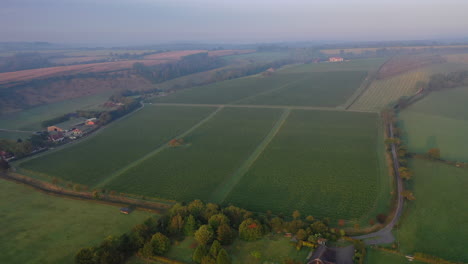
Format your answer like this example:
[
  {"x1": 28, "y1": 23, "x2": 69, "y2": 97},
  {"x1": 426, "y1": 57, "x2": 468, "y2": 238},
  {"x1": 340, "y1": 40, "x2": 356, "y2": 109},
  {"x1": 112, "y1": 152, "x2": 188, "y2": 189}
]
[
  {"x1": 239, "y1": 218, "x2": 264, "y2": 241},
  {"x1": 195, "y1": 225, "x2": 214, "y2": 245},
  {"x1": 376, "y1": 214, "x2": 387, "y2": 224}
]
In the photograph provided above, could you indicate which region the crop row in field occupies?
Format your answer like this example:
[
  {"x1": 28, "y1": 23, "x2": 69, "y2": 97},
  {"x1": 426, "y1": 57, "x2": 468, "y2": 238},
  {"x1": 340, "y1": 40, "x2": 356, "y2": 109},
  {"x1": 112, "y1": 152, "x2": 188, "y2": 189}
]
[
  {"x1": 396, "y1": 159, "x2": 468, "y2": 263},
  {"x1": 153, "y1": 60, "x2": 380, "y2": 107},
  {"x1": 105, "y1": 107, "x2": 282, "y2": 201},
  {"x1": 19, "y1": 105, "x2": 216, "y2": 186},
  {"x1": 233, "y1": 71, "x2": 367, "y2": 107},
  {"x1": 399, "y1": 86, "x2": 468, "y2": 162},
  {"x1": 349, "y1": 69, "x2": 430, "y2": 111},
  {"x1": 152, "y1": 73, "x2": 308, "y2": 105},
  {"x1": 0, "y1": 180, "x2": 153, "y2": 264},
  {"x1": 225, "y1": 110, "x2": 385, "y2": 220},
  {"x1": 20, "y1": 105, "x2": 388, "y2": 221}
]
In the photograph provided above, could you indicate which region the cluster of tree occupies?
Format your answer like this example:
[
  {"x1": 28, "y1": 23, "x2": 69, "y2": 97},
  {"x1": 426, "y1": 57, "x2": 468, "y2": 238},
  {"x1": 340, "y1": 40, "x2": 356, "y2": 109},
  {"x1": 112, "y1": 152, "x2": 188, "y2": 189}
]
[
  {"x1": 209, "y1": 59, "x2": 294, "y2": 82},
  {"x1": 133, "y1": 52, "x2": 225, "y2": 84},
  {"x1": 352, "y1": 240, "x2": 366, "y2": 264},
  {"x1": 0, "y1": 157, "x2": 11, "y2": 172},
  {"x1": 97, "y1": 97, "x2": 141, "y2": 126},
  {"x1": 0, "y1": 132, "x2": 49, "y2": 159},
  {"x1": 382, "y1": 110, "x2": 416, "y2": 201},
  {"x1": 76, "y1": 200, "x2": 341, "y2": 264},
  {"x1": 0, "y1": 52, "x2": 52, "y2": 73},
  {"x1": 109, "y1": 51, "x2": 162, "y2": 60},
  {"x1": 427, "y1": 71, "x2": 468, "y2": 91}
]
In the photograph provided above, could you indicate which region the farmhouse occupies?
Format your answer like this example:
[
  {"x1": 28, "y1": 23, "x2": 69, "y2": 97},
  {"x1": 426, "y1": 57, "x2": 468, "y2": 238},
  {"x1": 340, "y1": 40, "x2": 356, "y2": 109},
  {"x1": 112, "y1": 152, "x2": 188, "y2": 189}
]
[
  {"x1": 47, "y1": 117, "x2": 87, "y2": 132},
  {"x1": 329, "y1": 57, "x2": 344, "y2": 62},
  {"x1": 47, "y1": 126, "x2": 63, "y2": 132},
  {"x1": 85, "y1": 118, "x2": 97, "y2": 126},
  {"x1": 48, "y1": 131, "x2": 65, "y2": 142}
]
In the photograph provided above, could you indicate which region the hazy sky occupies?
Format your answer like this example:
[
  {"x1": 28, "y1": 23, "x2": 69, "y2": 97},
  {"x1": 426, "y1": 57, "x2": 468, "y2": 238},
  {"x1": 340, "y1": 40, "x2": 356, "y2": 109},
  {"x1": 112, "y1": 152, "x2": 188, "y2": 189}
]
[{"x1": 1, "y1": 0, "x2": 467, "y2": 45}]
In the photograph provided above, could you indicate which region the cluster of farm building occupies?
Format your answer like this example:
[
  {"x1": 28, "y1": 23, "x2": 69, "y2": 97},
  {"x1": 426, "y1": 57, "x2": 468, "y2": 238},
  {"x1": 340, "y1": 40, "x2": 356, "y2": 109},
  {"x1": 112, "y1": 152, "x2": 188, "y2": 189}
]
[{"x1": 46, "y1": 117, "x2": 98, "y2": 142}]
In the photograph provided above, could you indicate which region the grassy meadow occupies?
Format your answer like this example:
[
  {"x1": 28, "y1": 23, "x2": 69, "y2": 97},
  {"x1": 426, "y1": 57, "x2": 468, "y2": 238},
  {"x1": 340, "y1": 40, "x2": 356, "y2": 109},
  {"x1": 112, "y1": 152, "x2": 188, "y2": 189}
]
[
  {"x1": 105, "y1": 107, "x2": 282, "y2": 201},
  {"x1": 399, "y1": 86, "x2": 468, "y2": 161},
  {"x1": 396, "y1": 159, "x2": 468, "y2": 263},
  {"x1": 19, "y1": 105, "x2": 216, "y2": 186},
  {"x1": 0, "y1": 180, "x2": 154, "y2": 264},
  {"x1": 225, "y1": 110, "x2": 388, "y2": 221},
  {"x1": 365, "y1": 248, "x2": 425, "y2": 264}
]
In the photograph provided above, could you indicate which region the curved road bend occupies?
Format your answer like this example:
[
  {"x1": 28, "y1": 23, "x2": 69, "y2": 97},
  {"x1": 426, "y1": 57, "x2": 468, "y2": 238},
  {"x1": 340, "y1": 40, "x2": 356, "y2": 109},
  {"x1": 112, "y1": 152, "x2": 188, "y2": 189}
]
[{"x1": 352, "y1": 122, "x2": 404, "y2": 245}]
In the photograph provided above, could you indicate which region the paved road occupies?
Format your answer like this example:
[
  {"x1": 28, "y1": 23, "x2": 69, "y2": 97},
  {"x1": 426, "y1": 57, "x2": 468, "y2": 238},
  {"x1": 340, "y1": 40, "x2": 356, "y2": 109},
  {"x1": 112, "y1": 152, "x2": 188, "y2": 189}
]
[
  {"x1": 150, "y1": 102, "x2": 375, "y2": 113},
  {"x1": 352, "y1": 122, "x2": 404, "y2": 245}
]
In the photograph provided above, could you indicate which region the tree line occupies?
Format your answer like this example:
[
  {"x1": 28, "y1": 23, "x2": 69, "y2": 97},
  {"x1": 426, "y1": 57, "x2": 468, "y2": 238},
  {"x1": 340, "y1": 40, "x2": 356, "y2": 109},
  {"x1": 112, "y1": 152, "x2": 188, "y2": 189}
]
[
  {"x1": 427, "y1": 71, "x2": 468, "y2": 91},
  {"x1": 75, "y1": 200, "x2": 345, "y2": 264},
  {"x1": 133, "y1": 52, "x2": 225, "y2": 84},
  {"x1": 0, "y1": 52, "x2": 53, "y2": 73}
]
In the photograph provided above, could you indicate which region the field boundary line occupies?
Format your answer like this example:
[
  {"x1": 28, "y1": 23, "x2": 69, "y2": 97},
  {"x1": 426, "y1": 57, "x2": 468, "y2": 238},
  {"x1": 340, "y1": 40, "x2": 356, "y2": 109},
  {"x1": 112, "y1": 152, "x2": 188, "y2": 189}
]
[
  {"x1": 344, "y1": 70, "x2": 380, "y2": 110},
  {"x1": 93, "y1": 106, "x2": 224, "y2": 189},
  {"x1": 209, "y1": 108, "x2": 291, "y2": 203},
  {"x1": 150, "y1": 102, "x2": 377, "y2": 113}
]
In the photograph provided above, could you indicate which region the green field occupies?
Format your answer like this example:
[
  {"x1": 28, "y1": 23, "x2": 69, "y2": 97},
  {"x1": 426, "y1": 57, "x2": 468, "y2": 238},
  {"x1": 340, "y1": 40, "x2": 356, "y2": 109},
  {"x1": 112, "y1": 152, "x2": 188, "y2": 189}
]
[
  {"x1": 0, "y1": 91, "x2": 113, "y2": 132},
  {"x1": 234, "y1": 71, "x2": 367, "y2": 107},
  {"x1": 105, "y1": 107, "x2": 282, "y2": 201},
  {"x1": 365, "y1": 248, "x2": 424, "y2": 264},
  {"x1": 152, "y1": 59, "x2": 383, "y2": 107},
  {"x1": 399, "y1": 86, "x2": 468, "y2": 162},
  {"x1": 152, "y1": 73, "x2": 305, "y2": 105},
  {"x1": 225, "y1": 110, "x2": 389, "y2": 221},
  {"x1": 0, "y1": 179, "x2": 154, "y2": 264},
  {"x1": 396, "y1": 159, "x2": 468, "y2": 263},
  {"x1": 19, "y1": 105, "x2": 216, "y2": 186},
  {"x1": 0, "y1": 130, "x2": 33, "y2": 140}
]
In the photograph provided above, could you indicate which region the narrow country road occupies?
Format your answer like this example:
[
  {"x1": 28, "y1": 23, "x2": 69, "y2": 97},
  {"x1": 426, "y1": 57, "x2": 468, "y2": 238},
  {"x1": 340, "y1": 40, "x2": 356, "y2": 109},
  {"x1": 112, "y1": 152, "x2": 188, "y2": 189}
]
[{"x1": 352, "y1": 122, "x2": 404, "y2": 245}]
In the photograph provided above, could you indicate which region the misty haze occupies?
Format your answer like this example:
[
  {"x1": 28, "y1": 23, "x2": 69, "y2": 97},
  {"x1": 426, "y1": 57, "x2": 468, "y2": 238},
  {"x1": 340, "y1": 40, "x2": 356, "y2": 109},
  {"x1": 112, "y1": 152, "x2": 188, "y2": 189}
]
[{"x1": 0, "y1": 1, "x2": 467, "y2": 264}]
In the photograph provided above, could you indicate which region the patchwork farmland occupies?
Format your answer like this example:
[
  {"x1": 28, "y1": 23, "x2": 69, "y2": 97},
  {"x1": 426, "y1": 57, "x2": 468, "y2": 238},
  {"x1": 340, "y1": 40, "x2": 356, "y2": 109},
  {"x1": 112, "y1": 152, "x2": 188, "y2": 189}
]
[
  {"x1": 19, "y1": 105, "x2": 217, "y2": 185},
  {"x1": 224, "y1": 110, "x2": 387, "y2": 220},
  {"x1": 152, "y1": 58, "x2": 384, "y2": 107},
  {"x1": 16, "y1": 58, "x2": 392, "y2": 224}
]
